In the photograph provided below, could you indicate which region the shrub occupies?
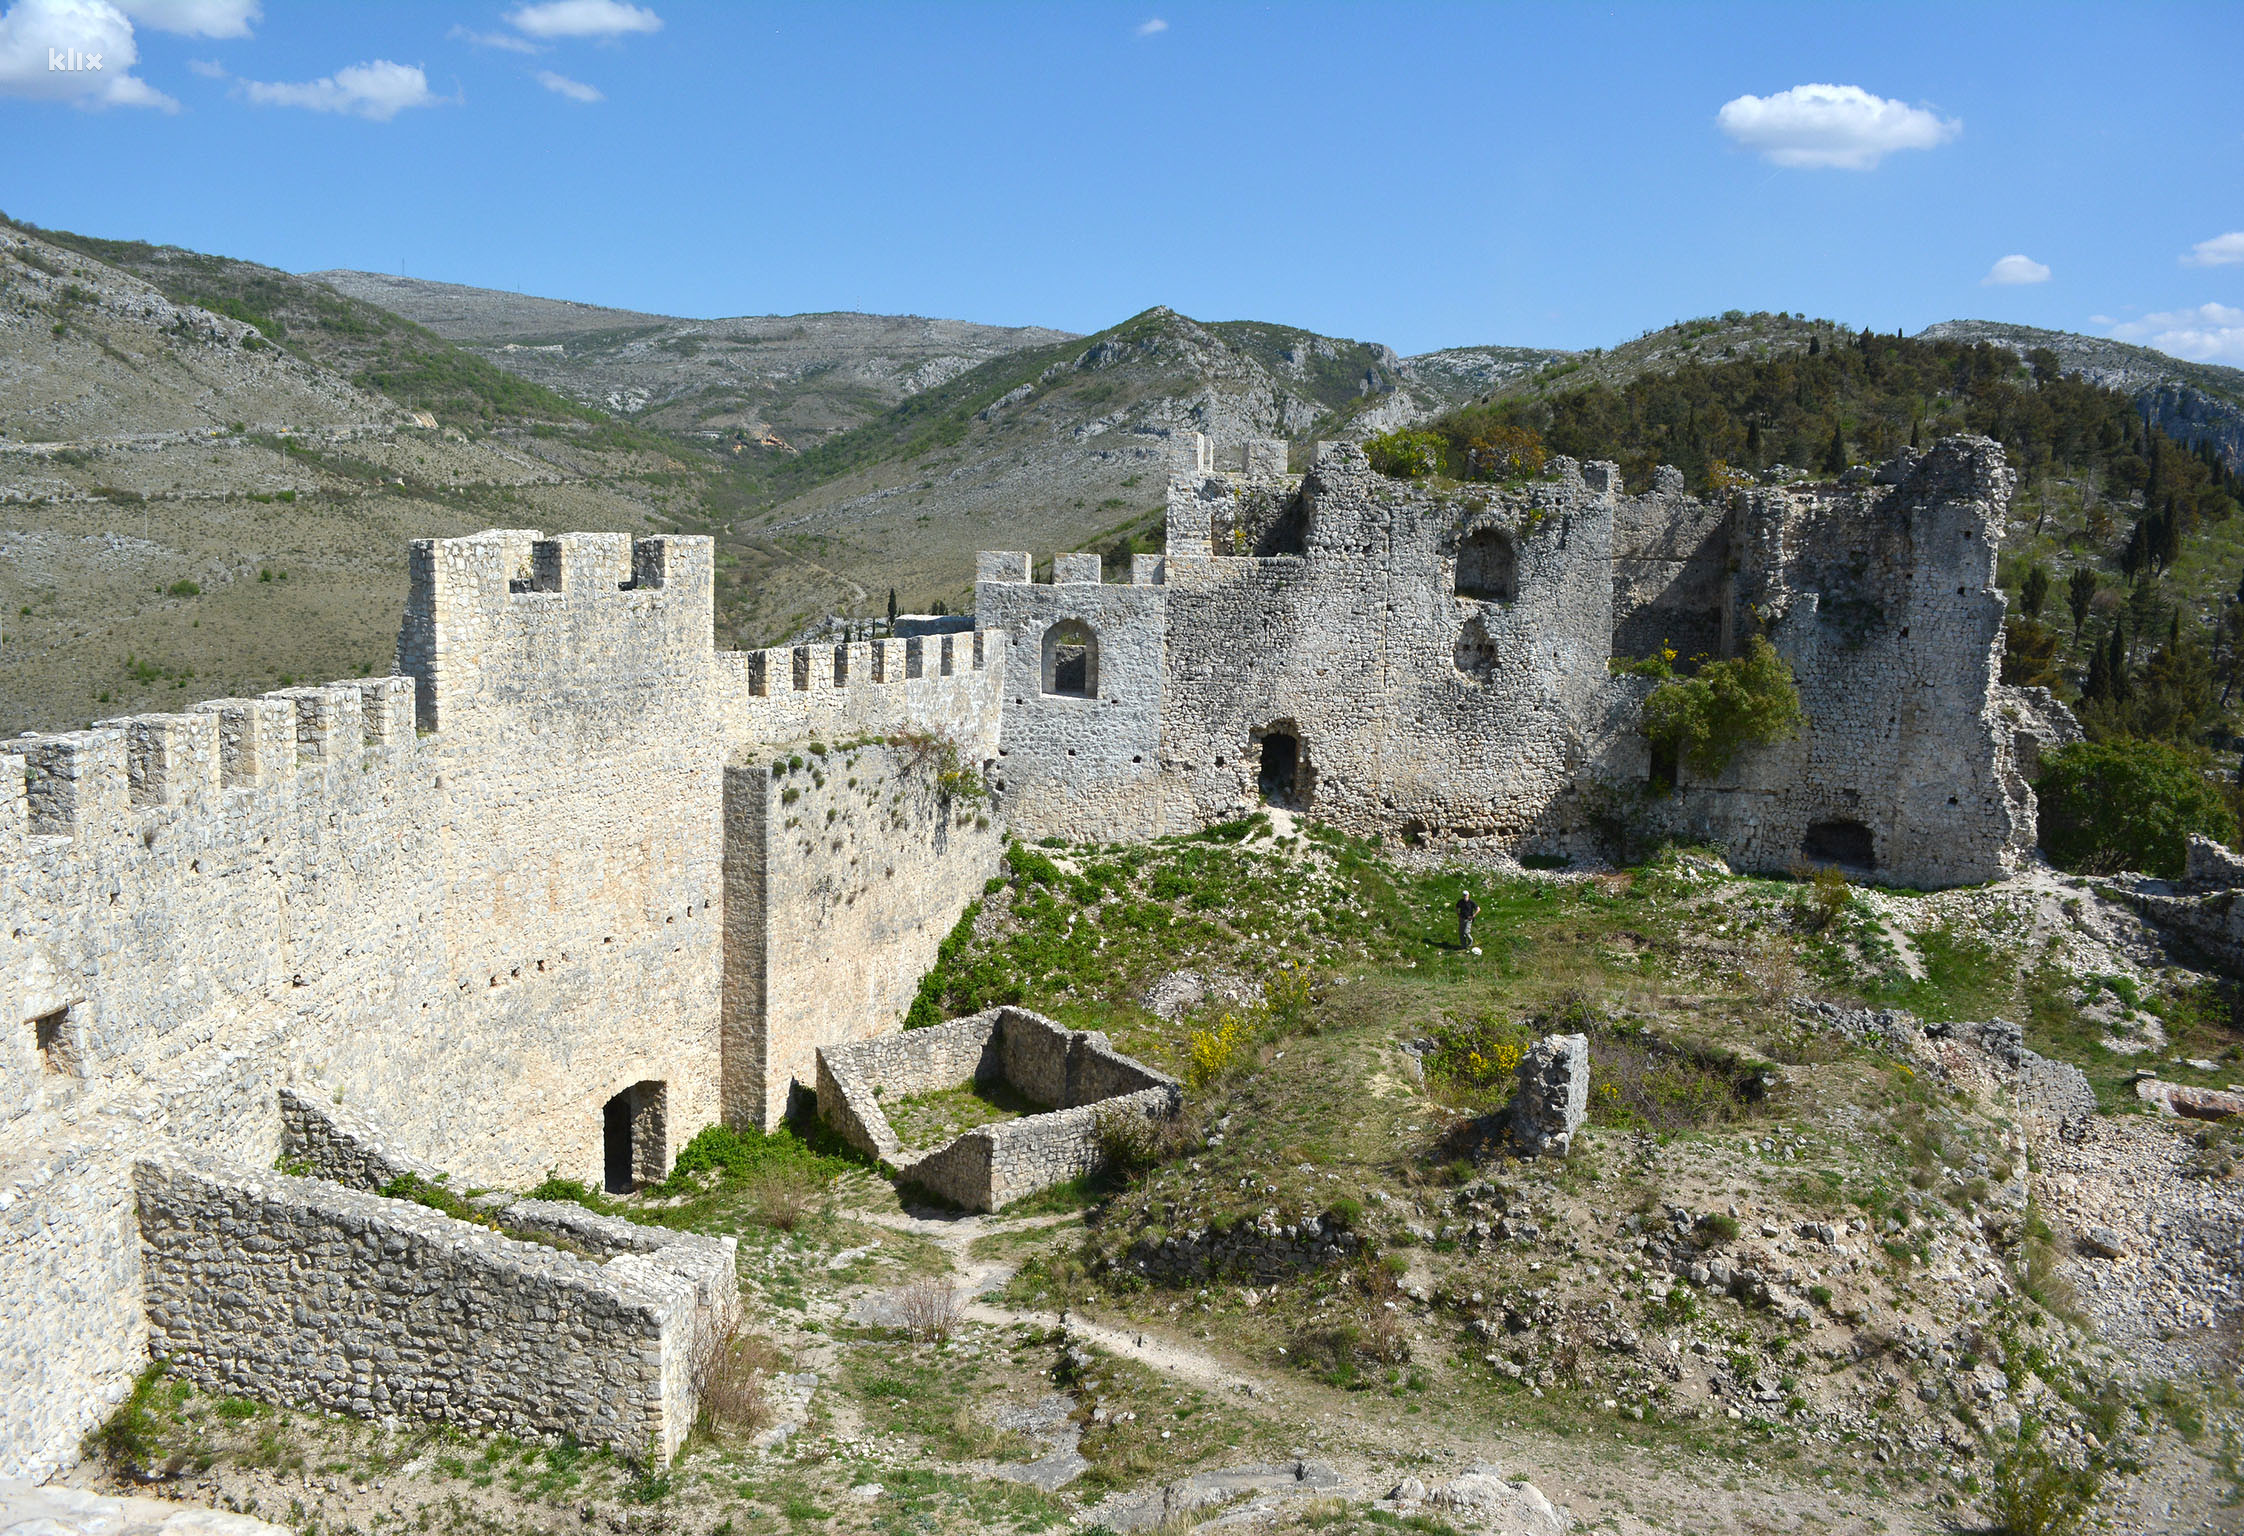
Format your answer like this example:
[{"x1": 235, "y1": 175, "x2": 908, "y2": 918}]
[
  {"x1": 695, "y1": 1324, "x2": 781, "y2": 1436},
  {"x1": 1263, "y1": 959, "x2": 1315, "y2": 1033},
  {"x1": 1362, "y1": 428, "x2": 1444, "y2": 479},
  {"x1": 1186, "y1": 1011, "x2": 1250, "y2": 1088},
  {"x1": 1094, "y1": 1102, "x2": 1186, "y2": 1176},
  {"x1": 1696, "y1": 1212, "x2": 1741, "y2": 1244},
  {"x1": 1640, "y1": 636, "x2": 1805, "y2": 777},
  {"x1": 1985, "y1": 1424, "x2": 2100, "y2": 1536},
  {"x1": 896, "y1": 1276, "x2": 961, "y2": 1343},
  {"x1": 2034, "y1": 737, "x2": 2237, "y2": 878},
  {"x1": 166, "y1": 579, "x2": 200, "y2": 597},
  {"x1": 1789, "y1": 862, "x2": 1852, "y2": 931}
]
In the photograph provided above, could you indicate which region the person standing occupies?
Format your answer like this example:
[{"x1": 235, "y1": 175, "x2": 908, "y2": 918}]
[{"x1": 1457, "y1": 887, "x2": 1481, "y2": 950}]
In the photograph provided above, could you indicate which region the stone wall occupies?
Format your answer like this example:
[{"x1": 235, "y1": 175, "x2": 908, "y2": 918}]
[
  {"x1": 0, "y1": 528, "x2": 1004, "y2": 1479},
  {"x1": 979, "y1": 435, "x2": 2048, "y2": 886},
  {"x1": 721, "y1": 741, "x2": 1003, "y2": 1131},
  {"x1": 134, "y1": 1149, "x2": 734, "y2": 1462},
  {"x1": 1648, "y1": 442, "x2": 2038, "y2": 888},
  {"x1": 816, "y1": 1006, "x2": 1179, "y2": 1212}
]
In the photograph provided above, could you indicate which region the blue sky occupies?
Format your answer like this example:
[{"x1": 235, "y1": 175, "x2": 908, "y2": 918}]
[{"x1": 4, "y1": 1, "x2": 2241, "y2": 361}]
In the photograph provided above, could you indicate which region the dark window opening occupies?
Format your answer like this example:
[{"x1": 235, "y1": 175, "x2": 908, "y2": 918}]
[
  {"x1": 34, "y1": 1009, "x2": 72, "y2": 1075},
  {"x1": 1801, "y1": 818, "x2": 1876, "y2": 870},
  {"x1": 1456, "y1": 528, "x2": 1517, "y2": 602},
  {"x1": 1648, "y1": 740, "x2": 1679, "y2": 790},
  {"x1": 1252, "y1": 723, "x2": 1313, "y2": 809},
  {"x1": 1040, "y1": 620, "x2": 1100, "y2": 698},
  {"x1": 603, "y1": 1080, "x2": 667, "y2": 1193}
]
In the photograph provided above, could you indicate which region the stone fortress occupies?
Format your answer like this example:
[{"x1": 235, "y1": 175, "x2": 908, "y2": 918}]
[{"x1": 2, "y1": 432, "x2": 2062, "y2": 1481}]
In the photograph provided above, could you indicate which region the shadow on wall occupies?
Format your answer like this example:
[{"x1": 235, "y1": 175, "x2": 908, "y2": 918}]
[{"x1": 1801, "y1": 817, "x2": 1876, "y2": 871}]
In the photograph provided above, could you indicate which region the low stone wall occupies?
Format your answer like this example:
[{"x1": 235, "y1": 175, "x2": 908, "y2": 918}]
[
  {"x1": 816, "y1": 1006, "x2": 1179, "y2": 1212},
  {"x1": 1106, "y1": 1210, "x2": 1363, "y2": 1283},
  {"x1": 134, "y1": 1149, "x2": 736, "y2": 1462}
]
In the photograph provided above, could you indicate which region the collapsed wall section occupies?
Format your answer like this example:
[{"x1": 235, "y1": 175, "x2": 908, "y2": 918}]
[
  {"x1": 721, "y1": 741, "x2": 1004, "y2": 1131},
  {"x1": 1647, "y1": 440, "x2": 2036, "y2": 887}
]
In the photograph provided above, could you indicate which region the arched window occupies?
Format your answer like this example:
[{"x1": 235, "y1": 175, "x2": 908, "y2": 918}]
[
  {"x1": 1456, "y1": 528, "x2": 1516, "y2": 602},
  {"x1": 1040, "y1": 620, "x2": 1099, "y2": 698}
]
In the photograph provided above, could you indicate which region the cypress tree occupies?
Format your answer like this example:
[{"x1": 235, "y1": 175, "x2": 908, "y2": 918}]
[
  {"x1": 2107, "y1": 623, "x2": 2131, "y2": 702},
  {"x1": 1822, "y1": 418, "x2": 1848, "y2": 475}
]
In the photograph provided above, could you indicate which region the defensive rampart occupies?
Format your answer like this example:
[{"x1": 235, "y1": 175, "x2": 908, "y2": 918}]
[
  {"x1": 0, "y1": 528, "x2": 1003, "y2": 1480},
  {"x1": 979, "y1": 435, "x2": 2049, "y2": 888}
]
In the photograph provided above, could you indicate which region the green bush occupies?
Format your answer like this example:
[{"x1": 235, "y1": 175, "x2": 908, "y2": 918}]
[
  {"x1": 1362, "y1": 428, "x2": 1444, "y2": 479},
  {"x1": 166, "y1": 579, "x2": 200, "y2": 597},
  {"x1": 1640, "y1": 635, "x2": 1804, "y2": 777},
  {"x1": 1986, "y1": 1424, "x2": 2100, "y2": 1536},
  {"x1": 2034, "y1": 737, "x2": 2237, "y2": 878}
]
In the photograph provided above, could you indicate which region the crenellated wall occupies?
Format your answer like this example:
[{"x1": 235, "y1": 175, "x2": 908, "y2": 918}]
[
  {"x1": 0, "y1": 527, "x2": 1004, "y2": 1481},
  {"x1": 978, "y1": 435, "x2": 2051, "y2": 886}
]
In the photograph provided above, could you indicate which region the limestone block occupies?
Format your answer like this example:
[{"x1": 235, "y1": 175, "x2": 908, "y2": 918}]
[
  {"x1": 96, "y1": 712, "x2": 220, "y2": 810},
  {"x1": 1052, "y1": 553, "x2": 1102, "y2": 585},
  {"x1": 194, "y1": 696, "x2": 293, "y2": 787},
  {"x1": 978, "y1": 551, "x2": 1031, "y2": 583}
]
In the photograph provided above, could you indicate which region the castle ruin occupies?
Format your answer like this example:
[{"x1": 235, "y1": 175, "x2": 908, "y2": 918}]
[{"x1": 1, "y1": 436, "x2": 2062, "y2": 1477}]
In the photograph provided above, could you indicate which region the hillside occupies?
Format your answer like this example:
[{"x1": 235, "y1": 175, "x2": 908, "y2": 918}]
[
  {"x1": 1921, "y1": 318, "x2": 2244, "y2": 474},
  {"x1": 704, "y1": 306, "x2": 1461, "y2": 638},
  {"x1": 0, "y1": 223, "x2": 700, "y2": 736},
  {"x1": 311, "y1": 269, "x2": 1079, "y2": 445}
]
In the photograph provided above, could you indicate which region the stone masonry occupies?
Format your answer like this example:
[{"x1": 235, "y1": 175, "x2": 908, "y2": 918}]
[
  {"x1": 817, "y1": 1006, "x2": 1179, "y2": 1212},
  {"x1": 2, "y1": 530, "x2": 1000, "y2": 1479},
  {"x1": 980, "y1": 434, "x2": 2064, "y2": 890}
]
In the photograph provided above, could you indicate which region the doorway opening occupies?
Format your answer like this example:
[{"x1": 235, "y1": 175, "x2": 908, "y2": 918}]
[{"x1": 603, "y1": 1080, "x2": 667, "y2": 1193}]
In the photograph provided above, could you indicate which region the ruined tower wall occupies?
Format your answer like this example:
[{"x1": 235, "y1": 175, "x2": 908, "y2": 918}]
[
  {"x1": 1656, "y1": 442, "x2": 2033, "y2": 887},
  {"x1": 974, "y1": 551, "x2": 1175, "y2": 843}
]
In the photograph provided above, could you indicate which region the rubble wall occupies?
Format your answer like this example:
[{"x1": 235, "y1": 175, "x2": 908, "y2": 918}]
[{"x1": 134, "y1": 1150, "x2": 727, "y2": 1462}]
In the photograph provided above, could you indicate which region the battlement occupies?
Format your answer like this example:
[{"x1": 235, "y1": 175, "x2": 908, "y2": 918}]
[
  {"x1": 5, "y1": 677, "x2": 417, "y2": 845},
  {"x1": 973, "y1": 552, "x2": 1166, "y2": 587},
  {"x1": 1167, "y1": 432, "x2": 1290, "y2": 480},
  {"x1": 397, "y1": 529, "x2": 715, "y2": 731}
]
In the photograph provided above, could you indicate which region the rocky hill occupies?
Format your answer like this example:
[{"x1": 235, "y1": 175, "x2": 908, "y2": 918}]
[
  {"x1": 1920, "y1": 318, "x2": 2244, "y2": 472},
  {"x1": 310, "y1": 269, "x2": 1079, "y2": 445},
  {"x1": 0, "y1": 223, "x2": 692, "y2": 736}
]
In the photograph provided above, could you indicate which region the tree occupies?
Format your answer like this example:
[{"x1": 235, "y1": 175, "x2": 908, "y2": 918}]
[
  {"x1": 2002, "y1": 618, "x2": 2063, "y2": 689},
  {"x1": 1640, "y1": 636, "x2": 1806, "y2": 778},
  {"x1": 887, "y1": 588, "x2": 898, "y2": 625},
  {"x1": 2020, "y1": 564, "x2": 2051, "y2": 620},
  {"x1": 2066, "y1": 567, "x2": 2098, "y2": 639},
  {"x1": 1820, "y1": 417, "x2": 1848, "y2": 476},
  {"x1": 2035, "y1": 737, "x2": 2237, "y2": 878}
]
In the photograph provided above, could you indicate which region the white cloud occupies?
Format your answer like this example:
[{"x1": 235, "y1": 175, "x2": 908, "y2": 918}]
[
  {"x1": 0, "y1": 0, "x2": 175, "y2": 108},
  {"x1": 1716, "y1": 83, "x2": 1958, "y2": 170},
  {"x1": 2183, "y1": 231, "x2": 2244, "y2": 268},
  {"x1": 117, "y1": 0, "x2": 254, "y2": 36},
  {"x1": 535, "y1": 67, "x2": 599, "y2": 101},
  {"x1": 241, "y1": 58, "x2": 441, "y2": 120},
  {"x1": 1982, "y1": 254, "x2": 2051, "y2": 286},
  {"x1": 2107, "y1": 303, "x2": 2244, "y2": 365},
  {"x1": 1136, "y1": 17, "x2": 1166, "y2": 34},
  {"x1": 506, "y1": 0, "x2": 659, "y2": 39},
  {"x1": 450, "y1": 23, "x2": 540, "y2": 54},
  {"x1": 184, "y1": 54, "x2": 220, "y2": 75}
]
